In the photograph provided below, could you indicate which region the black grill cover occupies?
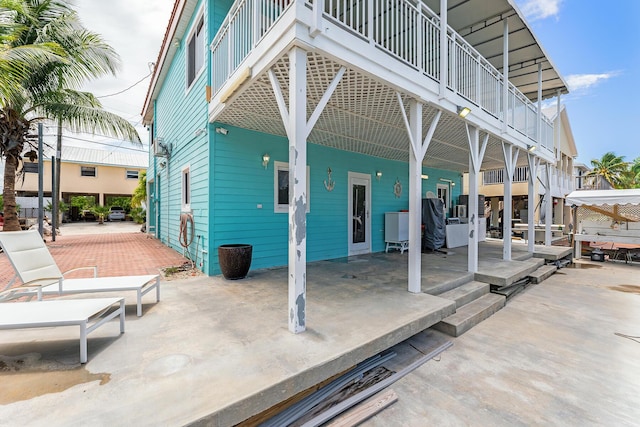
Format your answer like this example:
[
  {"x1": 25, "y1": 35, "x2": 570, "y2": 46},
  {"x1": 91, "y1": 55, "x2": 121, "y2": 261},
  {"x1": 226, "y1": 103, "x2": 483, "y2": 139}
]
[{"x1": 422, "y1": 198, "x2": 445, "y2": 250}]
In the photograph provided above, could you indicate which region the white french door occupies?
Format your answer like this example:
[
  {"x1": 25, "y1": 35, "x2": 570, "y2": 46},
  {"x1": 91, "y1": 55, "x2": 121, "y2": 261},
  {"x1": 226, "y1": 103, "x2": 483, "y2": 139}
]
[{"x1": 348, "y1": 172, "x2": 371, "y2": 255}]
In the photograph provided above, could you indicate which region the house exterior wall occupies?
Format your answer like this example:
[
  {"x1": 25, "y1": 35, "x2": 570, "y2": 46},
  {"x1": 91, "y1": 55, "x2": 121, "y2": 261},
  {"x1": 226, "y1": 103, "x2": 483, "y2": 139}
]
[
  {"x1": 208, "y1": 124, "x2": 460, "y2": 274},
  {"x1": 18, "y1": 160, "x2": 142, "y2": 204},
  {"x1": 150, "y1": 0, "x2": 213, "y2": 272}
]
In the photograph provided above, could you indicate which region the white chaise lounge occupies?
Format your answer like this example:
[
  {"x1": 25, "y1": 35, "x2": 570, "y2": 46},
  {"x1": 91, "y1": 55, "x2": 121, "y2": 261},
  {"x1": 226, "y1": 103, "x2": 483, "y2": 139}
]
[
  {"x1": 0, "y1": 297, "x2": 125, "y2": 363},
  {"x1": 0, "y1": 229, "x2": 160, "y2": 316}
]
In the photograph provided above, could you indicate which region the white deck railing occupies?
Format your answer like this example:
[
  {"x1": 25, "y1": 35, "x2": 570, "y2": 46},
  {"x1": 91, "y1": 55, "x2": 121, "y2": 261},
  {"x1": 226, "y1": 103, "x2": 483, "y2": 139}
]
[{"x1": 210, "y1": 0, "x2": 554, "y2": 151}]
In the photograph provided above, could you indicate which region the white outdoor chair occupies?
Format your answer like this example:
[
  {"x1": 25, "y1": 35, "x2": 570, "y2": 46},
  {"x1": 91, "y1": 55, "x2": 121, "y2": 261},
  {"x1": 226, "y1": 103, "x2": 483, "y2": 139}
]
[
  {"x1": 0, "y1": 229, "x2": 160, "y2": 316},
  {"x1": 0, "y1": 297, "x2": 125, "y2": 364}
]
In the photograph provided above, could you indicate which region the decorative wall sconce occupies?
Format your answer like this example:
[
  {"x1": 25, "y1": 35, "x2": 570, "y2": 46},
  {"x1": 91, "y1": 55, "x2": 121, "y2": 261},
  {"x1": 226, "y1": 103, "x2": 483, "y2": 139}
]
[
  {"x1": 262, "y1": 153, "x2": 270, "y2": 169},
  {"x1": 376, "y1": 171, "x2": 382, "y2": 181},
  {"x1": 215, "y1": 127, "x2": 229, "y2": 135},
  {"x1": 457, "y1": 106, "x2": 471, "y2": 118}
]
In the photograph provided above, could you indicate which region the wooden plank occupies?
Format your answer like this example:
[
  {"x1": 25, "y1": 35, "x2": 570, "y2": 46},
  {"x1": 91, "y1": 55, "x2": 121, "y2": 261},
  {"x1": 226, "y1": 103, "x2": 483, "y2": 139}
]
[{"x1": 326, "y1": 389, "x2": 398, "y2": 427}]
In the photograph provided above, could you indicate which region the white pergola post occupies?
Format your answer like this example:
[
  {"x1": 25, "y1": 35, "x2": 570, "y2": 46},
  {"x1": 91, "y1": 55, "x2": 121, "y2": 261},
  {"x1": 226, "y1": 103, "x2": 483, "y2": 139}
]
[
  {"x1": 545, "y1": 162, "x2": 553, "y2": 246},
  {"x1": 269, "y1": 48, "x2": 345, "y2": 333},
  {"x1": 501, "y1": 142, "x2": 519, "y2": 260},
  {"x1": 398, "y1": 94, "x2": 441, "y2": 293},
  {"x1": 526, "y1": 153, "x2": 540, "y2": 253},
  {"x1": 466, "y1": 124, "x2": 488, "y2": 273}
]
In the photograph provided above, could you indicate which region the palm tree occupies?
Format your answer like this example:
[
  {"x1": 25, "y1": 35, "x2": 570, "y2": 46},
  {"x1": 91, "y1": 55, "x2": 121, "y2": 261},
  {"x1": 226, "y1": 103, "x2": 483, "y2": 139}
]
[
  {"x1": 587, "y1": 152, "x2": 628, "y2": 189},
  {"x1": 0, "y1": 0, "x2": 141, "y2": 231}
]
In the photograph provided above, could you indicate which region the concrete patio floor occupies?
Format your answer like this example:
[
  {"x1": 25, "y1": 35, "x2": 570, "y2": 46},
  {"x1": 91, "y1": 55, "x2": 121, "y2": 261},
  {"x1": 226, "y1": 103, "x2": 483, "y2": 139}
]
[{"x1": 0, "y1": 231, "x2": 600, "y2": 426}]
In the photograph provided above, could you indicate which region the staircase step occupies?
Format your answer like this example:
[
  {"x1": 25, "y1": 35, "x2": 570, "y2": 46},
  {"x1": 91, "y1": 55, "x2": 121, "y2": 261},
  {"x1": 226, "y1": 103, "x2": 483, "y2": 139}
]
[
  {"x1": 433, "y1": 293, "x2": 506, "y2": 337},
  {"x1": 528, "y1": 265, "x2": 557, "y2": 284},
  {"x1": 437, "y1": 281, "x2": 489, "y2": 309}
]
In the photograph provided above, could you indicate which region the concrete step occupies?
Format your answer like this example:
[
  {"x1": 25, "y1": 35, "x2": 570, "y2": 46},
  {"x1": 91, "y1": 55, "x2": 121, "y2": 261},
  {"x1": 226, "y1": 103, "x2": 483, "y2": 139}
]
[
  {"x1": 528, "y1": 264, "x2": 557, "y2": 284},
  {"x1": 437, "y1": 281, "x2": 489, "y2": 309},
  {"x1": 475, "y1": 257, "x2": 544, "y2": 287},
  {"x1": 432, "y1": 293, "x2": 506, "y2": 337},
  {"x1": 423, "y1": 272, "x2": 475, "y2": 296}
]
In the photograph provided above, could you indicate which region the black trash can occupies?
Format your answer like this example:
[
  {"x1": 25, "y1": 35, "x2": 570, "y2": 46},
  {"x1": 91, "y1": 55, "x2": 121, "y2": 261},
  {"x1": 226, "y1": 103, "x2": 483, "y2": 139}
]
[{"x1": 218, "y1": 244, "x2": 253, "y2": 279}]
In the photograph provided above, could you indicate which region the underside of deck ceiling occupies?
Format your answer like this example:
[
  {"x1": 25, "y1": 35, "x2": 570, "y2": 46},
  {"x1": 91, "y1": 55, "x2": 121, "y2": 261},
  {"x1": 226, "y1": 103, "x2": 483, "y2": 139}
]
[{"x1": 216, "y1": 53, "x2": 531, "y2": 173}]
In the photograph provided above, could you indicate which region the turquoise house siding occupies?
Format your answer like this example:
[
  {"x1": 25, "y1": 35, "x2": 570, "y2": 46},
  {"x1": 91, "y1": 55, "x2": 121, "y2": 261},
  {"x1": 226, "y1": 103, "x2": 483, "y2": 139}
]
[
  {"x1": 150, "y1": 0, "x2": 212, "y2": 272},
  {"x1": 209, "y1": 125, "x2": 461, "y2": 274}
]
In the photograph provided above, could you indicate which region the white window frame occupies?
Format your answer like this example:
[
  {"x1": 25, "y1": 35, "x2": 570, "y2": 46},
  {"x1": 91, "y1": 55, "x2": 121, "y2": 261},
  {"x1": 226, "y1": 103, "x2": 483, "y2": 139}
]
[
  {"x1": 126, "y1": 170, "x2": 139, "y2": 180},
  {"x1": 80, "y1": 166, "x2": 97, "y2": 177},
  {"x1": 274, "y1": 161, "x2": 310, "y2": 213},
  {"x1": 186, "y1": 11, "x2": 205, "y2": 90},
  {"x1": 181, "y1": 165, "x2": 191, "y2": 212},
  {"x1": 436, "y1": 183, "x2": 450, "y2": 214}
]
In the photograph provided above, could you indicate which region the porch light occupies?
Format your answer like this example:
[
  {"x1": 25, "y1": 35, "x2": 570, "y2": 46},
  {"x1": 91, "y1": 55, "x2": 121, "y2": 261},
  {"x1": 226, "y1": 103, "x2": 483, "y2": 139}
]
[
  {"x1": 527, "y1": 144, "x2": 537, "y2": 152},
  {"x1": 457, "y1": 106, "x2": 471, "y2": 118},
  {"x1": 421, "y1": 174, "x2": 429, "y2": 180},
  {"x1": 262, "y1": 153, "x2": 270, "y2": 169},
  {"x1": 376, "y1": 171, "x2": 382, "y2": 181}
]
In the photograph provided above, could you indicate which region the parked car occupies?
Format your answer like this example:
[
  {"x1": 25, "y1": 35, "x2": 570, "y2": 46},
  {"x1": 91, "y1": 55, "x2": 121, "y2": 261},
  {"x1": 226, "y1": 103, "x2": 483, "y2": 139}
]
[{"x1": 107, "y1": 206, "x2": 126, "y2": 221}]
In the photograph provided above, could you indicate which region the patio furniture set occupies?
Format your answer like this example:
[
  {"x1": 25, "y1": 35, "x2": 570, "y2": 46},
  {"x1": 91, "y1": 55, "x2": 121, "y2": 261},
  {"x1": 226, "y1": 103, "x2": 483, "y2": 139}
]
[{"x1": 0, "y1": 229, "x2": 160, "y2": 363}]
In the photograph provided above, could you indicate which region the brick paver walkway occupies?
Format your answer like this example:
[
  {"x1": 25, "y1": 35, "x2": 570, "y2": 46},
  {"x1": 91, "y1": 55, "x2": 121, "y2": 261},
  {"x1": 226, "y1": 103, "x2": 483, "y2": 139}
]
[{"x1": 0, "y1": 232, "x2": 190, "y2": 285}]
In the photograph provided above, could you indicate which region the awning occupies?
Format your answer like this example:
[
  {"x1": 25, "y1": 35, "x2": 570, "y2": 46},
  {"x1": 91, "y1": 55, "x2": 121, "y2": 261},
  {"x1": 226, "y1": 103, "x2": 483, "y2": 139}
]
[{"x1": 565, "y1": 189, "x2": 640, "y2": 207}]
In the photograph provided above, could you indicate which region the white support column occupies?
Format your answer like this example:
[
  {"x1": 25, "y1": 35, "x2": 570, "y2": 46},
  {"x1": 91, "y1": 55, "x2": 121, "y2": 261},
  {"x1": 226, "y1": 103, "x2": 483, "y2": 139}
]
[
  {"x1": 502, "y1": 18, "x2": 509, "y2": 132},
  {"x1": 545, "y1": 162, "x2": 553, "y2": 246},
  {"x1": 466, "y1": 124, "x2": 488, "y2": 273},
  {"x1": 398, "y1": 94, "x2": 441, "y2": 293},
  {"x1": 408, "y1": 101, "x2": 424, "y2": 293},
  {"x1": 439, "y1": 0, "x2": 448, "y2": 98},
  {"x1": 269, "y1": 48, "x2": 345, "y2": 333},
  {"x1": 501, "y1": 142, "x2": 519, "y2": 260},
  {"x1": 288, "y1": 47, "x2": 308, "y2": 333},
  {"x1": 527, "y1": 153, "x2": 539, "y2": 253}
]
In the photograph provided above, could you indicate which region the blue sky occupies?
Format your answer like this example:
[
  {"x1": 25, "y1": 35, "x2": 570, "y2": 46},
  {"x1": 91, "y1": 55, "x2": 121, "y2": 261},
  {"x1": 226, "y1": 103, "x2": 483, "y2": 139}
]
[
  {"x1": 514, "y1": 0, "x2": 640, "y2": 166},
  {"x1": 74, "y1": 0, "x2": 639, "y2": 167}
]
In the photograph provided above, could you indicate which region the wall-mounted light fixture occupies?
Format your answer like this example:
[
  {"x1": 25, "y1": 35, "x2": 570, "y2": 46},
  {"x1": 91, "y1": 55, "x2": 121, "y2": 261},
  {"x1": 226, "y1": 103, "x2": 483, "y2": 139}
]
[
  {"x1": 262, "y1": 153, "x2": 270, "y2": 169},
  {"x1": 215, "y1": 127, "x2": 228, "y2": 135},
  {"x1": 527, "y1": 144, "x2": 537, "y2": 152},
  {"x1": 421, "y1": 174, "x2": 429, "y2": 180},
  {"x1": 376, "y1": 171, "x2": 382, "y2": 181},
  {"x1": 457, "y1": 106, "x2": 471, "y2": 118},
  {"x1": 194, "y1": 128, "x2": 207, "y2": 137}
]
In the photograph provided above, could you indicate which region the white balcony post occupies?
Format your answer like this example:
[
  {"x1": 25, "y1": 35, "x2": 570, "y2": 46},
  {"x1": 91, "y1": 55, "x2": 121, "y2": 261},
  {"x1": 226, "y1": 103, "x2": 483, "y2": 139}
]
[
  {"x1": 408, "y1": 100, "x2": 424, "y2": 293},
  {"x1": 253, "y1": 0, "x2": 261, "y2": 44},
  {"x1": 501, "y1": 142, "x2": 519, "y2": 260},
  {"x1": 310, "y1": 0, "x2": 323, "y2": 37},
  {"x1": 466, "y1": 124, "x2": 488, "y2": 273},
  {"x1": 527, "y1": 153, "x2": 539, "y2": 253},
  {"x1": 398, "y1": 94, "x2": 441, "y2": 293},
  {"x1": 545, "y1": 162, "x2": 553, "y2": 246},
  {"x1": 537, "y1": 63, "x2": 542, "y2": 145},
  {"x1": 502, "y1": 18, "x2": 509, "y2": 131},
  {"x1": 439, "y1": 0, "x2": 448, "y2": 96},
  {"x1": 288, "y1": 47, "x2": 308, "y2": 333}
]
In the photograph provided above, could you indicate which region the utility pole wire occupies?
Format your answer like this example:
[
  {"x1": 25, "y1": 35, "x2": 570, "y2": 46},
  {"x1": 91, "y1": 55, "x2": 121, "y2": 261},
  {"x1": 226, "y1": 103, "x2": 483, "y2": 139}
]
[{"x1": 97, "y1": 72, "x2": 152, "y2": 99}]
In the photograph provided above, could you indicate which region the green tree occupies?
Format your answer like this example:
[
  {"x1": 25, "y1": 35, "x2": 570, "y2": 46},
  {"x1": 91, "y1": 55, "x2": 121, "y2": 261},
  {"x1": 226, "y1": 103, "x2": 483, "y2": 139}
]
[
  {"x1": 587, "y1": 152, "x2": 628, "y2": 189},
  {"x1": 0, "y1": 0, "x2": 141, "y2": 231},
  {"x1": 131, "y1": 170, "x2": 147, "y2": 208}
]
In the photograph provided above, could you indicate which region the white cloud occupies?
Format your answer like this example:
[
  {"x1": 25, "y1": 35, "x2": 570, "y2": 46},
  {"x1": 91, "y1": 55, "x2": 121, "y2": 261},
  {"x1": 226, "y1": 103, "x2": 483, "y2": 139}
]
[
  {"x1": 519, "y1": 0, "x2": 562, "y2": 21},
  {"x1": 566, "y1": 73, "x2": 618, "y2": 92}
]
